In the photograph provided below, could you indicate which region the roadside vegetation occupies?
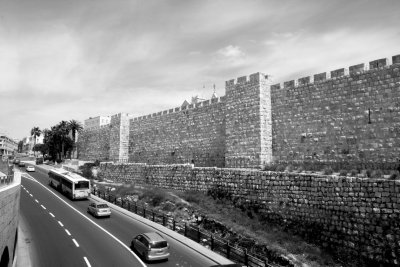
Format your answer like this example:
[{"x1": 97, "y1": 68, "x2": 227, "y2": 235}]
[{"x1": 93, "y1": 181, "x2": 343, "y2": 267}]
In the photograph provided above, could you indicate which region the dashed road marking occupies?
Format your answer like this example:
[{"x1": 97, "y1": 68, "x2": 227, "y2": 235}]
[
  {"x1": 41, "y1": 205, "x2": 46, "y2": 210},
  {"x1": 49, "y1": 212, "x2": 55, "y2": 218},
  {"x1": 35, "y1": 199, "x2": 39, "y2": 203},
  {"x1": 84, "y1": 257, "x2": 91, "y2": 267},
  {"x1": 65, "y1": 229, "x2": 71, "y2": 236},
  {"x1": 29, "y1": 194, "x2": 33, "y2": 197},
  {"x1": 58, "y1": 221, "x2": 64, "y2": 227},
  {"x1": 72, "y1": 239, "x2": 79, "y2": 247},
  {"x1": 22, "y1": 174, "x2": 147, "y2": 267}
]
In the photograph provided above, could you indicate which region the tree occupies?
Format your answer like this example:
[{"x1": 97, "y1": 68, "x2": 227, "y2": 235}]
[
  {"x1": 68, "y1": 120, "x2": 83, "y2": 159},
  {"x1": 30, "y1": 127, "x2": 41, "y2": 156},
  {"x1": 33, "y1": 143, "x2": 47, "y2": 157},
  {"x1": 17, "y1": 141, "x2": 23, "y2": 153},
  {"x1": 68, "y1": 120, "x2": 83, "y2": 143}
]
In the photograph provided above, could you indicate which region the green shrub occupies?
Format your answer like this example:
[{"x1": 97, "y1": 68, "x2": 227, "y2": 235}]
[
  {"x1": 350, "y1": 169, "x2": 358, "y2": 176},
  {"x1": 296, "y1": 166, "x2": 304, "y2": 173},
  {"x1": 182, "y1": 190, "x2": 203, "y2": 204},
  {"x1": 339, "y1": 170, "x2": 348, "y2": 176},
  {"x1": 275, "y1": 165, "x2": 285, "y2": 172},
  {"x1": 366, "y1": 169, "x2": 373, "y2": 178},
  {"x1": 323, "y1": 167, "x2": 333, "y2": 175},
  {"x1": 388, "y1": 170, "x2": 400, "y2": 180},
  {"x1": 285, "y1": 165, "x2": 295, "y2": 172},
  {"x1": 372, "y1": 169, "x2": 383, "y2": 178}
]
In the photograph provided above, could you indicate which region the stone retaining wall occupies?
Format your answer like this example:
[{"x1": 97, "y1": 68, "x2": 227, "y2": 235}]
[{"x1": 99, "y1": 162, "x2": 400, "y2": 265}]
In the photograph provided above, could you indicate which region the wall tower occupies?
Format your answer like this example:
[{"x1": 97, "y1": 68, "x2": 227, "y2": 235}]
[{"x1": 224, "y1": 72, "x2": 272, "y2": 168}]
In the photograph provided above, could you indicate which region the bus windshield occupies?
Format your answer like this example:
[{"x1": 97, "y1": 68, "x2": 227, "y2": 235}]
[{"x1": 75, "y1": 181, "x2": 89, "y2": 189}]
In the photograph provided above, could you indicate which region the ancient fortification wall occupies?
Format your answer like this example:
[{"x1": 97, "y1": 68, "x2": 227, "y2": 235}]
[
  {"x1": 78, "y1": 54, "x2": 400, "y2": 168},
  {"x1": 271, "y1": 55, "x2": 400, "y2": 164},
  {"x1": 129, "y1": 99, "x2": 226, "y2": 167},
  {"x1": 77, "y1": 126, "x2": 110, "y2": 161},
  {"x1": 99, "y1": 162, "x2": 400, "y2": 265}
]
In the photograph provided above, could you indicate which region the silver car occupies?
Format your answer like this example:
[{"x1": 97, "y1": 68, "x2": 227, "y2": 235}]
[
  {"x1": 131, "y1": 232, "x2": 170, "y2": 262},
  {"x1": 87, "y1": 202, "x2": 111, "y2": 218}
]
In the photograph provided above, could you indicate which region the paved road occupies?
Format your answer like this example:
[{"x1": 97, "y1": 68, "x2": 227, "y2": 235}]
[{"x1": 19, "y1": 163, "x2": 231, "y2": 267}]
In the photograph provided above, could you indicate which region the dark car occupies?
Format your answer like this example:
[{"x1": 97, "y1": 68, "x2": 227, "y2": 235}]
[
  {"x1": 14, "y1": 159, "x2": 20, "y2": 165},
  {"x1": 18, "y1": 161, "x2": 25, "y2": 167}
]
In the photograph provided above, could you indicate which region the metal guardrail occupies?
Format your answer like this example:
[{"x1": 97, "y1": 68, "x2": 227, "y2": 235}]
[{"x1": 92, "y1": 188, "x2": 281, "y2": 267}]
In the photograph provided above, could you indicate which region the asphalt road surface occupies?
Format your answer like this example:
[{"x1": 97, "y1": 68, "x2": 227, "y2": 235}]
[{"x1": 19, "y1": 164, "x2": 226, "y2": 267}]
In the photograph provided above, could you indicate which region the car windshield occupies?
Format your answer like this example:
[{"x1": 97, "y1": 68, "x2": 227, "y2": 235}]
[
  {"x1": 150, "y1": 241, "x2": 168, "y2": 248},
  {"x1": 96, "y1": 204, "x2": 109, "y2": 208}
]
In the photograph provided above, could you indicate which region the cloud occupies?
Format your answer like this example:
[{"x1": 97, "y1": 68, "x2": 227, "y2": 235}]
[{"x1": 214, "y1": 45, "x2": 246, "y2": 66}]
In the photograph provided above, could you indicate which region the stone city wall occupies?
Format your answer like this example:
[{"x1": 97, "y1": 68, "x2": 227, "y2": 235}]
[
  {"x1": 77, "y1": 125, "x2": 110, "y2": 161},
  {"x1": 129, "y1": 98, "x2": 226, "y2": 167},
  {"x1": 99, "y1": 162, "x2": 400, "y2": 265},
  {"x1": 78, "y1": 54, "x2": 400, "y2": 168},
  {"x1": 271, "y1": 55, "x2": 400, "y2": 164}
]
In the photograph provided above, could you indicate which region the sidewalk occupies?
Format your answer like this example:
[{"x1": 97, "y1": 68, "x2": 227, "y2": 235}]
[{"x1": 15, "y1": 212, "x2": 33, "y2": 267}]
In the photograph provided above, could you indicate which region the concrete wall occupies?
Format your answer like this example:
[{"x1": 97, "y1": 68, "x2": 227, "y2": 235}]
[
  {"x1": 0, "y1": 172, "x2": 20, "y2": 267},
  {"x1": 99, "y1": 162, "x2": 400, "y2": 265}
]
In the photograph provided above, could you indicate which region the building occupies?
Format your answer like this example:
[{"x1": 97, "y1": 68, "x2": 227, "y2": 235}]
[
  {"x1": 84, "y1": 116, "x2": 111, "y2": 131},
  {"x1": 0, "y1": 135, "x2": 18, "y2": 157}
]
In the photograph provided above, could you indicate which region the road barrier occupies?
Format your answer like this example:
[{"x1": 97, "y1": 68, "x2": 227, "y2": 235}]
[{"x1": 91, "y1": 188, "x2": 287, "y2": 267}]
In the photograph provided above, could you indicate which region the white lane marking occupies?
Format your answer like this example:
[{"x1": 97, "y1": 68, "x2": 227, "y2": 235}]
[
  {"x1": 35, "y1": 199, "x2": 39, "y2": 203},
  {"x1": 41, "y1": 205, "x2": 46, "y2": 210},
  {"x1": 84, "y1": 257, "x2": 91, "y2": 267},
  {"x1": 58, "y1": 221, "x2": 64, "y2": 227},
  {"x1": 49, "y1": 212, "x2": 55, "y2": 218},
  {"x1": 72, "y1": 239, "x2": 79, "y2": 247},
  {"x1": 29, "y1": 194, "x2": 33, "y2": 197},
  {"x1": 26, "y1": 190, "x2": 29, "y2": 193},
  {"x1": 26, "y1": 175, "x2": 146, "y2": 267},
  {"x1": 65, "y1": 229, "x2": 71, "y2": 236}
]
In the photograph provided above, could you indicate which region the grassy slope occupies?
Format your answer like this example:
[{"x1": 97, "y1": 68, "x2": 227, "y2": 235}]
[{"x1": 96, "y1": 182, "x2": 344, "y2": 267}]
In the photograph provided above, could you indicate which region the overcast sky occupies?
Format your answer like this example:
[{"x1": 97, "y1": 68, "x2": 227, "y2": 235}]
[{"x1": 1, "y1": 0, "x2": 399, "y2": 140}]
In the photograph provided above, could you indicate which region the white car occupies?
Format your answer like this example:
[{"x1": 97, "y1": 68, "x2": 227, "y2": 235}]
[
  {"x1": 26, "y1": 166, "x2": 35, "y2": 172},
  {"x1": 87, "y1": 202, "x2": 111, "y2": 218}
]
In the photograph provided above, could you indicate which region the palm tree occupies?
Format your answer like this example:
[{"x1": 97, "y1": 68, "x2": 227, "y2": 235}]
[
  {"x1": 68, "y1": 120, "x2": 83, "y2": 143},
  {"x1": 68, "y1": 120, "x2": 83, "y2": 159},
  {"x1": 30, "y1": 127, "x2": 41, "y2": 156}
]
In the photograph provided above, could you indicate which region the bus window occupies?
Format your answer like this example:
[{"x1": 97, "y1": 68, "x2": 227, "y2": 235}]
[{"x1": 75, "y1": 181, "x2": 89, "y2": 189}]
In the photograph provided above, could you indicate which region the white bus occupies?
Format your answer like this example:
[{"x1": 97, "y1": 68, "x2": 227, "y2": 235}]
[{"x1": 48, "y1": 168, "x2": 90, "y2": 200}]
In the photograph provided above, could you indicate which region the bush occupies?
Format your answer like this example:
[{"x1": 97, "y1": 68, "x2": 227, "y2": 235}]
[
  {"x1": 389, "y1": 170, "x2": 400, "y2": 180},
  {"x1": 372, "y1": 169, "x2": 383, "y2": 178},
  {"x1": 323, "y1": 167, "x2": 333, "y2": 175},
  {"x1": 285, "y1": 165, "x2": 295, "y2": 172},
  {"x1": 350, "y1": 169, "x2": 358, "y2": 176},
  {"x1": 339, "y1": 169, "x2": 348, "y2": 176},
  {"x1": 366, "y1": 169, "x2": 373, "y2": 178},
  {"x1": 296, "y1": 166, "x2": 304, "y2": 173},
  {"x1": 275, "y1": 165, "x2": 285, "y2": 172},
  {"x1": 182, "y1": 190, "x2": 204, "y2": 204}
]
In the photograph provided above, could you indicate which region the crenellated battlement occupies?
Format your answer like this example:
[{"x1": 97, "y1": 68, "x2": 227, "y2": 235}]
[
  {"x1": 225, "y1": 72, "x2": 269, "y2": 87},
  {"x1": 131, "y1": 96, "x2": 225, "y2": 123},
  {"x1": 273, "y1": 54, "x2": 400, "y2": 90}
]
